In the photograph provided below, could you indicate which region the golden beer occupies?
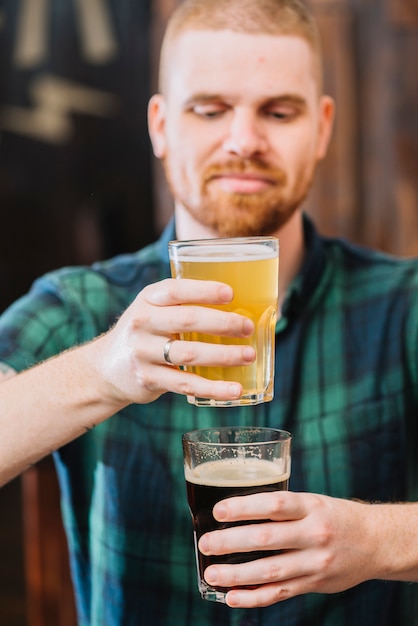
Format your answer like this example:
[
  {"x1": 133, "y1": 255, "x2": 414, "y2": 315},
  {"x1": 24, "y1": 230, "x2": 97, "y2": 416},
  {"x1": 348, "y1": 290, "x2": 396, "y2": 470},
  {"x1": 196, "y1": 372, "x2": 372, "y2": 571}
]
[{"x1": 169, "y1": 238, "x2": 279, "y2": 406}]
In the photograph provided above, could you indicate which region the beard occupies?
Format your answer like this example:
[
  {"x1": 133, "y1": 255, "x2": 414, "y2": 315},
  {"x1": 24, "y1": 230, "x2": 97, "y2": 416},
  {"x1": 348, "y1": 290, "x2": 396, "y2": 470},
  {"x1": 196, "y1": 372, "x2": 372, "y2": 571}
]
[{"x1": 163, "y1": 158, "x2": 316, "y2": 237}]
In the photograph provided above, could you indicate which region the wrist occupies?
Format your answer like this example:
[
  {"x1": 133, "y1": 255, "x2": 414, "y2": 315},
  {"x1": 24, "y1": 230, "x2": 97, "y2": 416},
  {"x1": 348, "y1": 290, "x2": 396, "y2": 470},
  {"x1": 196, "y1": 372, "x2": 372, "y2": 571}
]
[{"x1": 361, "y1": 501, "x2": 418, "y2": 582}]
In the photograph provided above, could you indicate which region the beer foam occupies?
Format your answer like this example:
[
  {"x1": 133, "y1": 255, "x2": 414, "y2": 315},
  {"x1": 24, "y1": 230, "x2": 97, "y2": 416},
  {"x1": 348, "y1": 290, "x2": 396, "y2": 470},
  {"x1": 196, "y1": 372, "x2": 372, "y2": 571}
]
[
  {"x1": 174, "y1": 243, "x2": 277, "y2": 263},
  {"x1": 185, "y1": 457, "x2": 289, "y2": 487}
]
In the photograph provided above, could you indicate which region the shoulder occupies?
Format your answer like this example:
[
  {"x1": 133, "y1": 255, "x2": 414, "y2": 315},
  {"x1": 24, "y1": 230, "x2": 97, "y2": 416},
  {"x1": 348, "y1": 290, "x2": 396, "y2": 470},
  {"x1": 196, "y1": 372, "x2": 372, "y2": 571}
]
[
  {"x1": 33, "y1": 239, "x2": 168, "y2": 307},
  {"x1": 0, "y1": 237, "x2": 169, "y2": 339},
  {"x1": 322, "y1": 235, "x2": 418, "y2": 291},
  {"x1": 0, "y1": 239, "x2": 170, "y2": 369}
]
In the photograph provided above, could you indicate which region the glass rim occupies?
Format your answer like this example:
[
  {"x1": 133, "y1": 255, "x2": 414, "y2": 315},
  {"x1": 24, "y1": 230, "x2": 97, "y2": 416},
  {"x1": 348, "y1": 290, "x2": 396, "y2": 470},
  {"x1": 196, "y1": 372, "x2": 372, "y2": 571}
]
[
  {"x1": 182, "y1": 426, "x2": 291, "y2": 446},
  {"x1": 168, "y1": 236, "x2": 279, "y2": 247}
]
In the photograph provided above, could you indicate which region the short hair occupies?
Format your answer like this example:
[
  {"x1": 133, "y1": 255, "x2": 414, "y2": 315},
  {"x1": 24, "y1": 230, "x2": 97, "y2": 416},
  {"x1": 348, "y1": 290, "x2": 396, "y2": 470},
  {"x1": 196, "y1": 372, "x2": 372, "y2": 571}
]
[{"x1": 159, "y1": 0, "x2": 322, "y2": 92}]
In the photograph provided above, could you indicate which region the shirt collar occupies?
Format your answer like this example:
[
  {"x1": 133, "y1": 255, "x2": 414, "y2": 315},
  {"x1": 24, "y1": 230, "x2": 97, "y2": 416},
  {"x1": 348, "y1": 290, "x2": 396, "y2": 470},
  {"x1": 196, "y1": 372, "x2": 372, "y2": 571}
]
[
  {"x1": 279, "y1": 213, "x2": 326, "y2": 324},
  {"x1": 157, "y1": 219, "x2": 176, "y2": 270}
]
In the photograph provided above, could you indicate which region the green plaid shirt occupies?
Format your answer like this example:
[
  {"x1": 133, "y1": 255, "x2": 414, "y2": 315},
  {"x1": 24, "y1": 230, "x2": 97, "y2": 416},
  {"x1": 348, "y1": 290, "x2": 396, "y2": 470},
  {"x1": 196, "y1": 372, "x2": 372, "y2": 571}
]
[{"x1": 1, "y1": 215, "x2": 418, "y2": 626}]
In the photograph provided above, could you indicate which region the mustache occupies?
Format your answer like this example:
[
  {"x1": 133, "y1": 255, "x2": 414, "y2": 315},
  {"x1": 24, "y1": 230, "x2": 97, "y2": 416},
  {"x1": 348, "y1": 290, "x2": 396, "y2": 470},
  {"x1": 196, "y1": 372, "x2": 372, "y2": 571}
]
[{"x1": 203, "y1": 159, "x2": 287, "y2": 185}]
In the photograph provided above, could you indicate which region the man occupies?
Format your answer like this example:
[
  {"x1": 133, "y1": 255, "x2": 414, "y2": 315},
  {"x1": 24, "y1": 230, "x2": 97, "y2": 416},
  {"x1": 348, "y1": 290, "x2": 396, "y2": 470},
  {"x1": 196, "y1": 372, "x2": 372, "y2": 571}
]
[{"x1": 0, "y1": 0, "x2": 418, "y2": 624}]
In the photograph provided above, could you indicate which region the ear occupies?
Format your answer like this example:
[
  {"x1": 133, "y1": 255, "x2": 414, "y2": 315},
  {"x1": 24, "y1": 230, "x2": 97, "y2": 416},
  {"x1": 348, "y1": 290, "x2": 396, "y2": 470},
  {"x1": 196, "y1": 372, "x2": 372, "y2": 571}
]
[
  {"x1": 148, "y1": 94, "x2": 167, "y2": 159},
  {"x1": 316, "y1": 95, "x2": 335, "y2": 161}
]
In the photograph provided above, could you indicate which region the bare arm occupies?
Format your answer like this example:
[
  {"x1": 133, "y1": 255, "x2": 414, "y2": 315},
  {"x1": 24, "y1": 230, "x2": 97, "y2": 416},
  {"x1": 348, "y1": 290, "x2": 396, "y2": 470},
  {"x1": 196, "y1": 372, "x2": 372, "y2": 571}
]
[
  {"x1": 0, "y1": 278, "x2": 255, "y2": 486},
  {"x1": 0, "y1": 345, "x2": 125, "y2": 485}
]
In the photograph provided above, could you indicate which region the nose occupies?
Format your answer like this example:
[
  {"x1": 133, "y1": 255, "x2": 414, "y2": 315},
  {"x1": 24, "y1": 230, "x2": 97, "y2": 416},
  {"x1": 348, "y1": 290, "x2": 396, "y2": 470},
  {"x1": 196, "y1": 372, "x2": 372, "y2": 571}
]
[{"x1": 222, "y1": 108, "x2": 268, "y2": 158}]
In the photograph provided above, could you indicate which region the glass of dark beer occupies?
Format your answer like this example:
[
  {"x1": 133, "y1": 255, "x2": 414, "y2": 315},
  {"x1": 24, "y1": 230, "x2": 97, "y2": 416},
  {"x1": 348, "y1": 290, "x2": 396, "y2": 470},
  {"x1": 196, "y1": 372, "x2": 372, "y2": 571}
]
[{"x1": 182, "y1": 426, "x2": 292, "y2": 603}]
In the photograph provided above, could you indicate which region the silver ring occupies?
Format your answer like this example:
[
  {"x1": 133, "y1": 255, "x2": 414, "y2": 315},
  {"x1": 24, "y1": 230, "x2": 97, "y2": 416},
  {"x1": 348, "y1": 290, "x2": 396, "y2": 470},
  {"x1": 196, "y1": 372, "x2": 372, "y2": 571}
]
[{"x1": 163, "y1": 338, "x2": 176, "y2": 365}]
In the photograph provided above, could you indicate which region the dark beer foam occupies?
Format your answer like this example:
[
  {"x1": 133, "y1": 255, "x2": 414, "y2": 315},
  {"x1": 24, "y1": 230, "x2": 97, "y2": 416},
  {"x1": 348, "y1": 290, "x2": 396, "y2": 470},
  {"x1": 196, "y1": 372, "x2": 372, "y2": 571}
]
[{"x1": 185, "y1": 458, "x2": 289, "y2": 487}]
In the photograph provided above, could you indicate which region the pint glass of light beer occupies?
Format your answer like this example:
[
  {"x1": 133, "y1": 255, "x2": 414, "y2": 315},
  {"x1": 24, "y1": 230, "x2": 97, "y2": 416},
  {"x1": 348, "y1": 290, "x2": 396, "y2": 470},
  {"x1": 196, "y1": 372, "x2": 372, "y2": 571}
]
[
  {"x1": 168, "y1": 237, "x2": 279, "y2": 406},
  {"x1": 182, "y1": 427, "x2": 292, "y2": 603}
]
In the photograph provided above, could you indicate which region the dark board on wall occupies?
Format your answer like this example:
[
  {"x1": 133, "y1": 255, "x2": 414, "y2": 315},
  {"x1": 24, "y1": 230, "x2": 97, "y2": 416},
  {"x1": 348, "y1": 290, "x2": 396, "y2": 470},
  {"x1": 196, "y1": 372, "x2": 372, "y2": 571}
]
[
  {"x1": 0, "y1": 0, "x2": 156, "y2": 314},
  {"x1": 0, "y1": 2, "x2": 155, "y2": 625}
]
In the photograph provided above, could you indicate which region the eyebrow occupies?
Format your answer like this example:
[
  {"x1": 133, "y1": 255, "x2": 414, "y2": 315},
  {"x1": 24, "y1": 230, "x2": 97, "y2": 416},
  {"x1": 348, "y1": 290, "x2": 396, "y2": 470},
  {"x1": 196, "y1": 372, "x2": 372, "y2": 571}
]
[
  {"x1": 183, "y1": 93, "x2": 308, "y2": 109},
  {"x1": 262, "y1": 94, "x2": 307, "y2": 108},
  {"x1": 183, "y1": 94, "x2": 224, "y2": 108}
]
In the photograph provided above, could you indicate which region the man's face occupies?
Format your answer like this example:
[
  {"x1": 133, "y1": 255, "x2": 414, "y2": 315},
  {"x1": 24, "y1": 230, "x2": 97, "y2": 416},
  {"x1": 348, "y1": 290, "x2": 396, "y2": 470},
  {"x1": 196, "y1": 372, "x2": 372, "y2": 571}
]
[{"x1": 149, "y1": 30, "x2": 334, "y2": 237}]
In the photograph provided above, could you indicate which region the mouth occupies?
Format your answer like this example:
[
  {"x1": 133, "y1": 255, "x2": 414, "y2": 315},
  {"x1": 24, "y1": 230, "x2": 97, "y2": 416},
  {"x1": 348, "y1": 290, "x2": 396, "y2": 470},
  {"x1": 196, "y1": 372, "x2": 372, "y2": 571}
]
[{"x1": 208, "y1": 173, "x2": 277, "y2": 194}]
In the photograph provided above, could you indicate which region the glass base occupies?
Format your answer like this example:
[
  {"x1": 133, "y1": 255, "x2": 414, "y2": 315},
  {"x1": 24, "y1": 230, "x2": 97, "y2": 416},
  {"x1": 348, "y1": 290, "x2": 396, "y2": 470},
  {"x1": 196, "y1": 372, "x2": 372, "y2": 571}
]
[
  {"x1": 199, "y1": 582, "x2": 227, "y2": 603},
  {"x1": 187, "y1": 392, "x2": 273, "y2": 407}
]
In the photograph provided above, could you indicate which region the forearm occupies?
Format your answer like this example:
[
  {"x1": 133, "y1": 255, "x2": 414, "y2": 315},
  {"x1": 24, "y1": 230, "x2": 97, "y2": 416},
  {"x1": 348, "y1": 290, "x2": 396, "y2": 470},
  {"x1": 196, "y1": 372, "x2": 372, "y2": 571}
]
[
  {"x1": 0, "y1": 278, "x2": 258, "y2": 486},
  {"x1": 0, "y1": 340, "x2": 127, "y2": 486},
  {"x1": 366, "y1": 501, "x2": 418, "y2": 583}
]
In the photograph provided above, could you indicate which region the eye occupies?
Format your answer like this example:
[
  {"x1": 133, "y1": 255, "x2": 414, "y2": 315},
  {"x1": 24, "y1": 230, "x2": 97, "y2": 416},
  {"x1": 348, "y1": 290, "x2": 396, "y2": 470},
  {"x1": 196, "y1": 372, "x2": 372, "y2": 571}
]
[
  {"x1": 263, "y1": 103, "x2": 303, "y2": 122},
  {"x1": 268, "y1": 110, "x2": 290, "y2": 120},
  {"x1": 191, "y1": 103, "x2": 227, "y2": 119}
]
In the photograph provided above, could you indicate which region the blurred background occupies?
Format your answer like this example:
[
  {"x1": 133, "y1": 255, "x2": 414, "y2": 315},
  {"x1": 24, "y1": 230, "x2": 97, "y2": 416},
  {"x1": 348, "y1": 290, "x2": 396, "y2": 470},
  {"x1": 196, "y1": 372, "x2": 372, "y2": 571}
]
[{"x1": 0, "y1": 0, "x2": 417, "y2": 624}]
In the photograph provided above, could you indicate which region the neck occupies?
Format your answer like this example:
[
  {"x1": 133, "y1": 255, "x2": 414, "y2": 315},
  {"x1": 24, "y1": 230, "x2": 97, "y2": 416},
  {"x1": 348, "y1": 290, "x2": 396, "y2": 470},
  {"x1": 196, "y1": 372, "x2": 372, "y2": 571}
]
[
  {"x1": 174, "y1": 205, "x2": 306, "y2": 303},
  {"x1": 273, "y1": 210, "x2": 305, "y2": 305}
]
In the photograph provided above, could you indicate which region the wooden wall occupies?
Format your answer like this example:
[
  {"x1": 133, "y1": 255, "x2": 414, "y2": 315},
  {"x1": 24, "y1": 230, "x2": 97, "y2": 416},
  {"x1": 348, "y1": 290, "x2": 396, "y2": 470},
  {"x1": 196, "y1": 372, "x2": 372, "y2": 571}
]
[{"x1": 308, "y1": 0, "x2": 418, "y2": 256}]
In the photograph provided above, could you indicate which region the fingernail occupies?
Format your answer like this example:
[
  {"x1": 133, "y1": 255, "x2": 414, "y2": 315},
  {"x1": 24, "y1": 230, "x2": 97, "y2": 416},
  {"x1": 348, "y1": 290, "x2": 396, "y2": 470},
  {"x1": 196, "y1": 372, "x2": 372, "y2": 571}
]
[
  {"x1": 214, "y1": 503, "x2": 227, "y2": 520},
  {"x1": 228, "y1": 383, "x2": 241, "y2": 398},
  {"x1": 205, "y1": 567, "x2": 218, "y2": 584},
  {"x1": 199, "y1": 536, "x2": 208, "y2": 554},
  {"x1": 243, "y1": 346, "x2": 255, "y2": 362},
  {"x1": 226, "y1": 591, "x2": 242, "y2": 607},
  {"x1": 243, "y1": 319, "x2": 254, "y2": 336},
  {"x1": 219, "y1": 286, "x2": 233, "y2": 302}
]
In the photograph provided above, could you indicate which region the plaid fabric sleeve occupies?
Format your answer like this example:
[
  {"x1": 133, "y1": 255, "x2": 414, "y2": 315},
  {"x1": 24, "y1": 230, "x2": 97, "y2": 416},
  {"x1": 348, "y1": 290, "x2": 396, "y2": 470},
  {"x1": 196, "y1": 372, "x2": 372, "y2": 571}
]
[
  {"x1": 0, "y1": 266, "x2": 127, "y2": 373},
  {"x1": 0, "y1": 275, "x2": 79, "y2": 372}
]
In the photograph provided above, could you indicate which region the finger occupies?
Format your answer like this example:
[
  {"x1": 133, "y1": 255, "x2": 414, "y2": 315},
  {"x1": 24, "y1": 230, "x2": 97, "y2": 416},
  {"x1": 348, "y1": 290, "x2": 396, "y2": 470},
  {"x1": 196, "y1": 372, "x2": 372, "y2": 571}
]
[
  {"x1": 212, "y1": 491, "x2": 307, "y2": 524},
  {"x1": 145, "y1": 365, "x2": 243, "y2": 402},
  {"x1": 145, "y1": 278, "x2": 234, "y2": 307},
  {"x1": 199, "y1": 522, "x2": 295, "y2": 557},
  {"x1": 226, "y1": 579, "x2": 308, "y2": 609},
  {"x1": 157, "y1": 337, "x2": 256, "y2": 368},
  {"x1": 204, "y1": 551, "x2": 313, "y2": 592},
  {"x1": 160, "y1": 305, "x2": 255, "y2": 338}
]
